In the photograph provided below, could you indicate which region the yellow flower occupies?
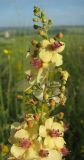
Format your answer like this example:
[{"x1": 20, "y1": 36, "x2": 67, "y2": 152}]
[
  {"x1": 39, "y1": 118, "x2": 65, "y2": 150},
  {"x1": 3, "y1": 49, "x2": 11, "y2": 55},
  {"x1": 38, "y1": 149, "x2": 62, "y2": 160},
  {"x1": 23, "y1": 140, "x2": 40, "y2": 160},
  {"x1": 2, "y1": 144, "x2": 9, "y2": 154},
  {"x1": 10, "y1": 122, "x2": 40, "y2": 159},
  {"x1": 39, "y1": 47, "x2": 63, "y2": 66}
]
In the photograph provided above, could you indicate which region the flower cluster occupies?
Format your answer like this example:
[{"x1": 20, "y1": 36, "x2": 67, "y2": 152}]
[
  {"x1": 25, "y1": 37, "x2": 69, "y2": 107},
  {"x1": 8, "y1": 6, "x2": 70, "y2": 160},
  {"x1": 8, "y1": 115, "x2": 69, "y2": 160}
]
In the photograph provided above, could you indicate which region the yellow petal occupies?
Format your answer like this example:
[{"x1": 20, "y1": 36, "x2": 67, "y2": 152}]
[
  {"x1": 45, "y1": 118, "x2": 53, "y2": 129},
  {"x1": 14, "y1": 129, "x2": 29, "y2": 139},
  {"x1": 44, "y1": 137, "x2": 55, "y2": 149},
  {"x1": 39, "y1": 49, "x2": 52, "y2": 63},
  {"x1": 41, "y1": 40, "x2": 50, "y2": 48},
  {"x1": 47, "y1": 149, "x2": 62, "y2": 160},
  {"x1": 39, "y1": 125, "x2": 47, "y2": 137},
  {"x1": 52, "y1": 122, "x2": 64, "y2": 132},
  {"x1": 11, "y1": 122, "x2": 21, "y2": 130},
  {"x1": 51, "y1": 53, "x2": 63, "y2": 66},
  {"x1": 11, "y1": 144, "x2": 25, "y2": 158},
  {"x1": 54, "y1": 137, "x2": 65, "y2": 149},
  {"x1": 50, "y1": 38, "x2": 55, "y2": 44},
  {"x1": 23, "y1": 141, "x2": 40, "y2": 160}
]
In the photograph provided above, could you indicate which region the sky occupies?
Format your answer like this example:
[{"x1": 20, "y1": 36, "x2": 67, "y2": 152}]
[{"x1": 0, "y1": 0, "x2": 84, "y2": 27}]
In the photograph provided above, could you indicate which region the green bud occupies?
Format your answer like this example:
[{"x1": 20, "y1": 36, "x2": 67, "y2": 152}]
[
  {"x1": 33, "y1": 24, "x2": 39, "y2": 29},
  {"x1": 48, "y1": 19, "x2": 52, "y2": 26},
  {"x1": 41, "y1": 11, "x2": 45, "y2": 17},
  {"x1": 42, "y1": 18, "x2": 47, "y2": 23},
  {"x1": 34, "y1": 6, "x2": 40, "y2": 16},
  {"x1": 33, "y1": 18, "x2": 39, "y2": 22}
]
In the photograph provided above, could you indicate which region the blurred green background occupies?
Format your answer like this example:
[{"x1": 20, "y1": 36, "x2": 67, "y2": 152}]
[{"x1": 0, "y1": 26, "x2": 84, "y2": 160}]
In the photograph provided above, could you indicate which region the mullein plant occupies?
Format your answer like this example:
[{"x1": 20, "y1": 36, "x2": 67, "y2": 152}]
[{"x1": 8, "y1": 6, "x2": 70, "y2": 160}]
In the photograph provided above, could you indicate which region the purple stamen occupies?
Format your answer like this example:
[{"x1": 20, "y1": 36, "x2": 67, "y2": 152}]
[
  {"x1": 31, "y1": 58, "x2": 43, "y2": 68},
  {"x1": 51, "y1": 41, "x2": 63, "y2": 50},
  {"x1": 20, "y1": 138, "x2": 31, "y2": 149},
  {"x1": 39, "y1": 149, "x2": 49, "y2": 157},
  {"x1": 61, "y1": 147, "x2": 70, "y2": 156},
  {"x1": 49, "y1": 129, "x2": 62, "y2": 137}
]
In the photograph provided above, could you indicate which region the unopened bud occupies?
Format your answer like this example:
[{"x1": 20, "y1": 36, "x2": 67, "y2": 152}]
[
  {"x1": 49, "y1": 99, "x2": 56, "y2": 108},
  {"x1": 44, "y1": 94, "x2": 49, "y2": 100},
  {"x1": 31, "y1": 39, "x2": 38, "y2": 46},
  {"x1": 56, "y1": 32, "x2": 64, "y2": 39}
]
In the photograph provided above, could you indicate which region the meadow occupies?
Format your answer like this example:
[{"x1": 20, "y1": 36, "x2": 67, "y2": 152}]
[{"x1": 0, "y1": 26, "x2": 84, "y2": 160}]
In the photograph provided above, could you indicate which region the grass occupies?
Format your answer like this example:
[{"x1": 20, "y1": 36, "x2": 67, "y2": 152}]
[{"x1": 0, "y1": 26, "x2": 84, "y2": 160}]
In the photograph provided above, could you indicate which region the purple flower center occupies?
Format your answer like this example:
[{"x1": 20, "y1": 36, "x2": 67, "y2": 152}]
[
  {"x1": 31, "y1": 58, "x2": 42, "y2": 68},
  {"x1": 61, "y1": 147, "x2": 69, "y2": 156},
  {"x1": 20, "y1": 138, "x2": 31, "y2": 149},
  {"x1": 51, "y1": 41, "x2": 63, "y2": 50},
  {"x1": 39, "y1": 149, "x2": 49, "y2": 157},
  {"x1": 49, "y1": 129, "x2": 62, "y2": 137}
]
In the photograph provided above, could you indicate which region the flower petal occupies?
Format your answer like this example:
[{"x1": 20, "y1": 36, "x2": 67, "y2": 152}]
[
  {"x1": 54, "y1": 137, "x2": 66, "y2": 149},
  {"x1": 39, "y1": 125, "x2": 47, "y2": 137},
  {"x1": 11, "y1": 122, "x2": 21, "y2": 130},
  {"x1": 11, "y1": 144, "x2": 25, "y2": 158},
  {"x1": 41, "y1": 40, "x2": 50, "y2": 48},
  {"x1": 39, "y1": 49, "x2": 52, "y2": 63},
  {"x1": 44, "y1": 137, "x2": 55, "y2": 149},
  {"x1": 14, "y1": 129, "x2": 29, "y2": 139},
  {"x1": 45, "y1": 118, "x2": 53, "y2": 129},
  {"x1": 52, "y1": 122, "x2": 64, "y2": 132},
  {"x1": 51, "y1": 53, "x2": 63, "y2": 66},
  {"x1": 47, "y1": 149, "x2": 62, "y2": 160}
]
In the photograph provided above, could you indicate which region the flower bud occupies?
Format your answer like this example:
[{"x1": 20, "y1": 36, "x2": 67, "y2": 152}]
[
  {"x1": 34, "y1": 6, "x2": 40, "y2": 16},
  {"x1": 44, "y1": 94, "x2": 49, "y2": 100},
  {"x1": 61, "y1": 86, "x2": 66, "y2": 92},
  {"x1": 33, "y1": 18, "x2": 39, "y2": 22},
  {"x1": 38, "y1": 29, "x2": 46, "y2": 36},
  {"x1": 27, "y1": 120, "x2": 33, "y2": 128},
  {"x1": 56, "y1": 32, "x2": 64, "y2": 39},
  {"x1": 33, "y1": 114, "x2": 40, "y2": 120},
  {"x1": 61, "y1": 71, "x2": 69, "y2": 81},
  {"x1": 31, "y1": 39, "x2": 38, "y2": 46},
  {"x1": 33, "y1": 24, "x2": 39, "y2": 29},
  {"x1": 42, "y1": 18, "x2": 47, "y2": 23},
  {"x1": 49, "y1": 99, "x2": 56, "y2": 108},
  {"x1": 48, "y1": 19, "x2": 52, "y2": 26}
]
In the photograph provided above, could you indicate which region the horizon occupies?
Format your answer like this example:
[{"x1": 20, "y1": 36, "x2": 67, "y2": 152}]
[{"x1": 0, "y1": 25, "x2": 84, "y2": 29}]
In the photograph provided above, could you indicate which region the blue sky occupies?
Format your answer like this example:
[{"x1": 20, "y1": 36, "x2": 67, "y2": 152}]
[{"x1": 0, "y1": 0, "x2": 84, "y2": 27}]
